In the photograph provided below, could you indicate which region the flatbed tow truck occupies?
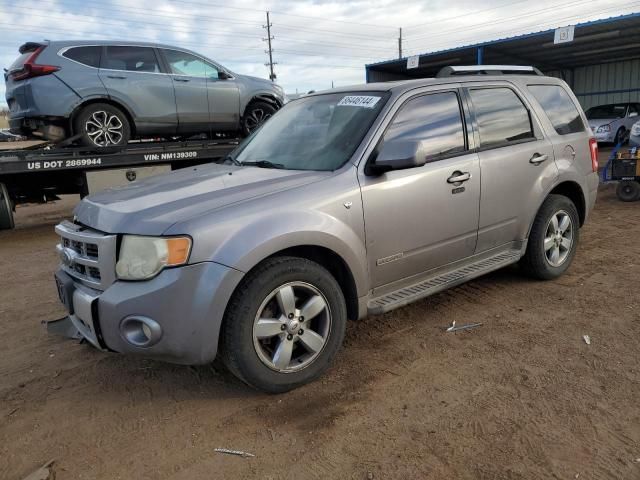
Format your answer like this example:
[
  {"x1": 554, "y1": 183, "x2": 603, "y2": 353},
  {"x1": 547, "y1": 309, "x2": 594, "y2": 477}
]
[{"x1": 0, "y1": 138, "x2": 239, "y2": 229}]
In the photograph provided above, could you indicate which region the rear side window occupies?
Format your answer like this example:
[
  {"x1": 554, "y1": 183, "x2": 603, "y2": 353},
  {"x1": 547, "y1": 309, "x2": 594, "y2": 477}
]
[
  {"x1": 469, "y1": 87, "x2": 534, "y2": 147},
  {"x1": 382, "y1": 92, "x2": 466, "y2": 162},
  {"x1": 102, "y1": 46, "x2": 160, "y2": 73},
  {"x1": 62, "y1": 46, "x2": 101, "y2": 68},
  {"x1": 528, "y1": 84, "x2": 584, "y2": 135}
]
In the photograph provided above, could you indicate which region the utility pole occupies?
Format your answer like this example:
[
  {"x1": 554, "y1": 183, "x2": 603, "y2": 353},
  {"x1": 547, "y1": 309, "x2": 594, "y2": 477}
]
[
  {"x1": 263, "y1": 11, "x2": 277, "y2": 81},
  {"x1": 398, "y1": 27, "x2": 402, "y2": 59}
]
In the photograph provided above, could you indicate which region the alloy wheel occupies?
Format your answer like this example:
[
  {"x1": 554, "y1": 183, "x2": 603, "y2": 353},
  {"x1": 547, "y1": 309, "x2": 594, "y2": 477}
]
[
  {"x1": 252, "y1": 281, "x2": 331, "y2": 373},
  {"x1": 245, "y1": 108, "x2": 271, "y2": 133},
  {"x1": 85, "y1": 111, "x2": 124, "y2": 147},
  {"x1": 543, "y1": 210, "x2": 573, "y2": 267}
]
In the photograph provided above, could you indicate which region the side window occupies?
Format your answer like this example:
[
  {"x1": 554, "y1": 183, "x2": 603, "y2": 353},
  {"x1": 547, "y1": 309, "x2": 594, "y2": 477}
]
[
  {"x1": 103, "y1": 46, "x2": 160, "y2": 73},
  {"x1": 382, "y1": 92, "x2": 466, "y2": 162},
  {"x1": 62, "y1": 46, "x2": 101, "y2": 68},
  {"x1": 163, "y1": 49, "x2": 221, "y2": 78},
  {"x1": 469, "y1": 87, "x2": 534, "y2": 147},
  {"x1": 528, "y1": 84, "x2": 585, "y2": 135}
]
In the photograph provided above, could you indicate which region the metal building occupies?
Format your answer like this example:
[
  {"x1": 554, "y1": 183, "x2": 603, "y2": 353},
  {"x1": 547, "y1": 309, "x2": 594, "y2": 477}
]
[{"x1": 366, "y1": 13, "x2": 640, "y2": 110}]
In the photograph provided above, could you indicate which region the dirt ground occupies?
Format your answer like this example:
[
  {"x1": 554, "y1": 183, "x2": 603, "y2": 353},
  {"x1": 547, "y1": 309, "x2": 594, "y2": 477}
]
[{"x1": 1, "y1": 183, "x2": 639, "y2": 479}]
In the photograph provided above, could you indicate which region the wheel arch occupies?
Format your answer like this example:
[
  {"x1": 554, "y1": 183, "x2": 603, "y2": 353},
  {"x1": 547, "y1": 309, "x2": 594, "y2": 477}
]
[
  {"x1": 228, "y1": 243, "x2": 362, "y2": 323},
  {"x1": 548, "y1": 181, "x2": 587, "y2": 226},
  {"x1": 70, "y1": 97, "x2": 136, "y2": 137},
  {"x1": 241, "y1": 93, "x2": 282, "y2": 117}
]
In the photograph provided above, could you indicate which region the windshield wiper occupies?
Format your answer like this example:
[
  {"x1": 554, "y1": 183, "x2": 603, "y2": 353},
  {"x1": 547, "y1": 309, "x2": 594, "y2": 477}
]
[
  {"x1": 241, "y1": 160, "x2": 285, "y2": 169},
  {"x1": 221, "y1": 154, "x2": 242, "y2": 166}
]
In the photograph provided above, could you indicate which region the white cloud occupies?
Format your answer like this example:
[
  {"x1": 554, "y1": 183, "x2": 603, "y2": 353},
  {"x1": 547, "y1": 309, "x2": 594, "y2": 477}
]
[{"x1": 0, "y1": 0, "x2": 637, "y2": 104}]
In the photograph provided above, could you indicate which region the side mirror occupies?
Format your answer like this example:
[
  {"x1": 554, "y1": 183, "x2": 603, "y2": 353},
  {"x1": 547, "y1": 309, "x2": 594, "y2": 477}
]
[
  {"x1": 217, "y1": 71, "x2": 232, "y2": 80},
  {"x1": 367, "y1": 140, "x2": 427, "y2": 175}
]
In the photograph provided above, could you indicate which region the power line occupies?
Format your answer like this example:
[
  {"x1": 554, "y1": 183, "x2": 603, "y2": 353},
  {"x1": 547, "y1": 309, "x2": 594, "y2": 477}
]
[
  {"x1": 403, "y1": 1, "x2": 640, "y2": 56},
  {"x1": 404, "y1": 0, "x2": 529, "y2": 30}
]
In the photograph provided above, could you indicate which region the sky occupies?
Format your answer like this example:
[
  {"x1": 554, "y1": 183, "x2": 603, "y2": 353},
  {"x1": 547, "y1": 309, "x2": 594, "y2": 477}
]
[{"x1": 0, "y1": 0, "x2": 638, "y2": 104}]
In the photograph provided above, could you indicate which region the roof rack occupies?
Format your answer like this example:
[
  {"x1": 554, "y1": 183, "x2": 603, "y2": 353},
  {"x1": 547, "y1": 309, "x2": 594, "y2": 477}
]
[{"x1": 436, "y1": 65, "x2": 544, "y2": 77}]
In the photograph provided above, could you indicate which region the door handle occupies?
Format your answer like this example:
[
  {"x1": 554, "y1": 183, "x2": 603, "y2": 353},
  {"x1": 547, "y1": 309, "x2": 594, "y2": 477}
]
[
  {"x1": 529, "y1": 153, "x2": 549, "y2": 165},
  {"x1": 174, "y1": 77, "x2": 190, "y2": 82},
  {"x1": 106, "y1": 75, "x2": 126, "y2": 79},
  {"x1": 447, "y1": 171, "x2": 471, "y2": 184}
]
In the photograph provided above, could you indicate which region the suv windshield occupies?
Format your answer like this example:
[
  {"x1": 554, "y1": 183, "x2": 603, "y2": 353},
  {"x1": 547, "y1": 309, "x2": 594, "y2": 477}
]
[
  {"x1": 234, "y1": 92, "x2": 388, "y2": 171},
  {"x1": 586, "y1": 104, "x2": 627, "y2": 119}
]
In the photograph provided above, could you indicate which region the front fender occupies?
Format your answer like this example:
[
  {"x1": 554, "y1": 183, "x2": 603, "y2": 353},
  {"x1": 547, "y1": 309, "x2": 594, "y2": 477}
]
[{"x1": 192, "y1": 209, "x2": 369, "y2": 297}]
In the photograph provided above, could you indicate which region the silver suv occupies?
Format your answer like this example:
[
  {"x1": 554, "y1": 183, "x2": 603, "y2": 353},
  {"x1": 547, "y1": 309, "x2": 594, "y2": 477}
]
[
  {"x1": 52, "y1": 66, "x2": 599, "y2": 392},
  {"x1": 5, "y1": 41, "x2": 285, "y2": 146}
]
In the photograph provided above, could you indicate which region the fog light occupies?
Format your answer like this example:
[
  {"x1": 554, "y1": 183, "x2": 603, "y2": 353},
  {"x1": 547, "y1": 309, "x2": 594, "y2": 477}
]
[{"x1": 120, "y1": 316, "x2": 162, "y2": 347}]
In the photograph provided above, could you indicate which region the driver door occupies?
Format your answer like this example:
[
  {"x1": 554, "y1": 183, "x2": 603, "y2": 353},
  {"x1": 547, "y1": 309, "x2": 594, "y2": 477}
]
[{"x1": 359, "y1": 89, "x2": 481, "y2": 290}]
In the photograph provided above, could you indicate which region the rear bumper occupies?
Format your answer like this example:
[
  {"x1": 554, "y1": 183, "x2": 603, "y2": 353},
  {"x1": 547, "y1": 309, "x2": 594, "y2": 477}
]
[{"x1": 53, "y1": 262, "x2": 244, "y2": 365}]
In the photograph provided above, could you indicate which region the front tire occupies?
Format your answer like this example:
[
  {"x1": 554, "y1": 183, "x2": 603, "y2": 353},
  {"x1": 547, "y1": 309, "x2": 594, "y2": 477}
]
[
  {"x1": 75, "y1": 103, "x2": 131, "y2": 148},
  {"x1": 241, "y1": 101, "x2": 276, "y2": 137},
  {"x1": 221, "y1": 256, "x2": 347, "y2": 393},
  {"x1": 616, "y1": 180, "x2": 640, "y2": 202},
  {"x1": 0, "y1": 182, "x2": 15, "y2": 230},
  {"x1": 520, "y1": 195, "x2": 580, "y2": 280},
  {"x1": 614, "y1": 127, "x2": 627, "y2": 145}
]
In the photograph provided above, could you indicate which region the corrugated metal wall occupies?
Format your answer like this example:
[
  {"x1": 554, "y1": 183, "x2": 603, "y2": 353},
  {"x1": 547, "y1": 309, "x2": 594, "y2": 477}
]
[{"x1": 573, "y1": 59, "x2": 640, "y2": 109}]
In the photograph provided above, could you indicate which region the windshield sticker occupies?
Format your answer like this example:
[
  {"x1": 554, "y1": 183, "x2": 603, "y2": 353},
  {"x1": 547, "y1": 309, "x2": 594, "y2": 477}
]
[{"x1": 337, "y1": 96, "x2": 381, "y2": 108}]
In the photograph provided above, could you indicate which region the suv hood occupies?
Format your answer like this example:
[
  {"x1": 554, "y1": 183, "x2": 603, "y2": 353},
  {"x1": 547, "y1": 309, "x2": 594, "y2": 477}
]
[{"x1": 74, "y1": 163, "x2": 328, "y2": 235}]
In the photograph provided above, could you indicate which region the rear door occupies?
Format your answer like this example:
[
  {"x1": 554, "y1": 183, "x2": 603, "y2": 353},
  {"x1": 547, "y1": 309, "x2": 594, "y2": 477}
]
[
  {"x1": 464, "y1": 83, "x2": 557, "y2": 253},
  {"x1": 99, "y1": 46, "x2": 177, "y2": 135},
  {"x1": 359, "y1": 88, "x2": 481, "y2": 289}
]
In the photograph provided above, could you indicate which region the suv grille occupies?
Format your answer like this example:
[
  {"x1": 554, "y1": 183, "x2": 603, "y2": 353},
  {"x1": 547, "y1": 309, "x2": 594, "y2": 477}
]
[{"x1": 55, "y1": 221, "x2": 117, "y2": 290}]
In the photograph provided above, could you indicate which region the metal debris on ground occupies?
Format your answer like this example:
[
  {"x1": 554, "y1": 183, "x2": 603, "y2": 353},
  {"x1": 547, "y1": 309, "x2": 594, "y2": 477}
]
[
  {"x1": 214, "y1": 448, "x2": 255, "y2": 458},
  {"x1": 22, "y1": 459, "x2": 55, "y2": 480},
  {"x1": 446, "y1": 320, "x2": 483, "y2": 333},
  {"x1": 583, "y1": 335, "x2": 591, "y2": 345}
]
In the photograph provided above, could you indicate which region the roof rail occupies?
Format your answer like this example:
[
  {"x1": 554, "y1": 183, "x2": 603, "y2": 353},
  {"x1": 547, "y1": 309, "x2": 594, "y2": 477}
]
[{"x1": 436, "y1": 65, "x2": 544, "y2": 77}]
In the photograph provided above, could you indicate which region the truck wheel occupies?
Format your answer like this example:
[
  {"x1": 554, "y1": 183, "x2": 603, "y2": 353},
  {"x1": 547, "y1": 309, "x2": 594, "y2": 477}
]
[
  {"x1": 520, "y1": 194, "x2": 580, "y2": 280},
  {"x1": 221, "y1": 256, "x2": 347, "y2": 393},
  {"x1": 616, "y1": 180, "x2": 640, "y2": 202},
  {"x1": 0, "y1": 182, "x2": 15, "y2": 230},
  {"x1": 75, "y1": 103, "x2": 131, "y2": 148},
  {"x1": 241, "y1": 101, "x2": 276, "y2": 137}
]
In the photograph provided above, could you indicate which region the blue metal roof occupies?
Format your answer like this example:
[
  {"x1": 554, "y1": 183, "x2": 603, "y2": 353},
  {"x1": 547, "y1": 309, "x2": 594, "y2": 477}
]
[{"x1": 366, "y1": 11, "x2": 640, "y2": 69}]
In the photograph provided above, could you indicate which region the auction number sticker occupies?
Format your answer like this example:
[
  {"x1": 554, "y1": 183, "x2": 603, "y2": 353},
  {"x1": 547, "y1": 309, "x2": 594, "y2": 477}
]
[{"x1": 337, "y1": 96, "x2": 381, "y2": 108}]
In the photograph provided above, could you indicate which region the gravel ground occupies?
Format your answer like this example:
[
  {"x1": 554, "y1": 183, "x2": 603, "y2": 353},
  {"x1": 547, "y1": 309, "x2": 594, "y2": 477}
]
[{"x1": 1, "y1": 182, "x2": 639, "y2": 480}]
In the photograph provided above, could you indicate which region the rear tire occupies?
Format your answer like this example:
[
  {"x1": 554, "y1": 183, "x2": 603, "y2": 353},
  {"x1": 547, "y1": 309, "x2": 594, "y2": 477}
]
[
  {"x1": 0, "y1": 182, "x2": 15, "y2": 230},
  {"x1": 520, "y1": 194, "x2": 580, "y2": 280},
  {"x1": 614, "y1": 127, "x2": 627, "y2": 145},
  {"x1": 75, "y1": 103, "x2": 131, "y2": 148},
  {"x1": 241, "y1": 101, "x2": 276, "y2": 137},
  {"x1": 616, "y1": 180, "x2": 640, "y2": 202},
  {"x1": 220, "y1": 256, "x2": 347, "y2": 393}
]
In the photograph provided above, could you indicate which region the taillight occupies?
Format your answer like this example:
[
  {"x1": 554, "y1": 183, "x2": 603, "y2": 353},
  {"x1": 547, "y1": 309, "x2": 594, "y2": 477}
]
[
  {"x1": 9, "y1": 46, "x2": 59, "y2": 81},
  {"x1": 589, "y1": 137, "x2": 599, "y2": 172}
]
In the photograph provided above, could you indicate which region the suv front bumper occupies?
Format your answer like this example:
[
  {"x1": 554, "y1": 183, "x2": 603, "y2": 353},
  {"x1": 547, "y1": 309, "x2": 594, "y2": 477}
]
[{"x1": 52, "y1": 262, "x2": 243, "y2": 365}]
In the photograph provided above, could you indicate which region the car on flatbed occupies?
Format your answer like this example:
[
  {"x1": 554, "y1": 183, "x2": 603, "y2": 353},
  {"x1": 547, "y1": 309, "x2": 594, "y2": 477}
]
[
  {"x1": 51, "y1": 66, "x2": 599, "y2": 392},
  {"x1": 5, "y1": 41, "x2": 285, "y2": 147}
]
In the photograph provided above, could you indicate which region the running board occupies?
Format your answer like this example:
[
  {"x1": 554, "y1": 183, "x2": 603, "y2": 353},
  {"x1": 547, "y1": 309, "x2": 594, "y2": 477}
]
[{"x1": 367, "y1": 249, "x2": 522, "y2": 315}]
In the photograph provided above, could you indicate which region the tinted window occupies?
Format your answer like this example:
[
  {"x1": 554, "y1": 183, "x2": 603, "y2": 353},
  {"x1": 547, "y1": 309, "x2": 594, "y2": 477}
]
[
  {"x1": 469, "y1": 88, "x2": 534, "y2": 147},
  {"x1": 62, "y1": 46, "x2": 101, "y2": 68},
  {"x1": 382, "y1": 92, "x2": 466, "y2": 162},
  {"x1": 103, "y1": 46, "x2": 160, "y2": 73},
  {"x1": 586, "y1": 104, "x2": 627, "y2": 119},
  {"x1": 163, "y1": 49, "x2": 220, "y2": 78},
  {"x1": 528, "y1": 84, "x2": 584, "y2": 135}
]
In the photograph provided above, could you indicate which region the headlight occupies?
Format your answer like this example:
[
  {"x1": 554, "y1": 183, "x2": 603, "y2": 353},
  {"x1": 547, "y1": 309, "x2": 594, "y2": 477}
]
[
  {"x1": 597, "y1": 125, "x2": 611, "y2": 133},
  {"x1": 116, "y1": 235, "x2": 192, "y2": 280},
  {"x1": 632, "y1": 124, "x2": 640, "y2": 135}
]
